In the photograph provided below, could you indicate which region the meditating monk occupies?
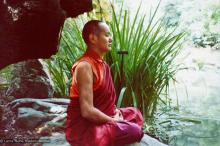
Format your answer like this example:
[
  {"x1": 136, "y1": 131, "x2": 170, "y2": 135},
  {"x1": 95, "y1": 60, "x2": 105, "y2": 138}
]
[{"x1": 65, "y1": 20, "x2": 144, "y2": 146}]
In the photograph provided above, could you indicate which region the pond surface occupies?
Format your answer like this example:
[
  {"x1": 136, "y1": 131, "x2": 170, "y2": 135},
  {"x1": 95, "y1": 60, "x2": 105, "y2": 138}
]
[
  {"x1": 168, "y1": 118, "x2": 220, "y2": 146},
  {"x1": 166, "y1": 45, "x2": 220, "y2": 146},
  {"x1": 121, "y1": 0, "x2": 220, "y2": 145}
]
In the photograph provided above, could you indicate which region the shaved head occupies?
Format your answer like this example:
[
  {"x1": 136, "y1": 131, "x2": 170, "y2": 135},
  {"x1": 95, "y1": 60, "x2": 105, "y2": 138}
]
[
  {"x1": 82, "y1": 20, "x2": 112, "y2": 53},
  {"x1": 82, "y1": 20, "x2": 104, "y2": 45}
]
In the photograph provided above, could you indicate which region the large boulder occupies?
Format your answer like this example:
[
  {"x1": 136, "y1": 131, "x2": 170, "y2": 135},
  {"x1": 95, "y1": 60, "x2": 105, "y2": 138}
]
[
  {"x1": 38, "y1": 133, "x2": 168, "y2": 146},
  {"x1": 39, "y1": 132, "x2": 71, "y2": 146},
  {"x1": 0, "y1": 0, "x2": 93, "y2": 70},
  {"x1": 6, "y1": 59, "x2": 54, "y2": 99},
  {"x1": 8, "y1": 98, "x2": 169, "y2": 146},
  {"x1": 8, "y1": 98, "x2": 69, "y2": 111},
  {"x1": 10, "y1": 98, "x2": 68, "y2": 130},
  {"x1": 15, "y1": 107, "x2": 53, "y2": 130}
]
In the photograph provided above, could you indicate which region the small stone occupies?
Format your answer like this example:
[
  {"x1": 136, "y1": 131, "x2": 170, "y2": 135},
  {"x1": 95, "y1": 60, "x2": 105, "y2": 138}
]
[{"x1": 36, "y1": 125, "x2": 52, "y2": 137}]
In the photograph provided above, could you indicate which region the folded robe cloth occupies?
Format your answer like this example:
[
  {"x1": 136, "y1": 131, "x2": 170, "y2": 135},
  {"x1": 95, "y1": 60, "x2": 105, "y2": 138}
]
[{"x1": 0, "y1": 0, "x2": 93, "y2": 69}]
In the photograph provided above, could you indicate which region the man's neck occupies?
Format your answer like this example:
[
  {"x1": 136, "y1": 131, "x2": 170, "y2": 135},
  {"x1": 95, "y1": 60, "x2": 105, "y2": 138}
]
[{"x1": 87, "y1": 45, "x2": 104, "y2": 58}]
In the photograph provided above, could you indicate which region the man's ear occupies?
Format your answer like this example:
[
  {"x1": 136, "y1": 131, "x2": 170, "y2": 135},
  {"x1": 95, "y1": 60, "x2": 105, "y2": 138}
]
[{"x1": 89, "y1": 34, "x2": 97, "y2": 44}]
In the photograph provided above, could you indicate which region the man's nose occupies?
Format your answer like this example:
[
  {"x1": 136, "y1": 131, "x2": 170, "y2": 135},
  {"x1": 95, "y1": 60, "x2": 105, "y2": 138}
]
[{"x1": 109, "y1": 37, "x2": 113, "y2": 43}]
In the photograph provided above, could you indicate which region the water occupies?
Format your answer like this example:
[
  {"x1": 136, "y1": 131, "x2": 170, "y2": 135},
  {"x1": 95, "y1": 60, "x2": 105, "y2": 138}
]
[
  {"x1": 170, "y1": 119, "x2": 220, "y2": 146},
  {"x1": 122, "y1": 0, "x2": 220, "y2": 145},
  {"x1": 166, "y1": 45, "x2": 220, "y2": 146}
]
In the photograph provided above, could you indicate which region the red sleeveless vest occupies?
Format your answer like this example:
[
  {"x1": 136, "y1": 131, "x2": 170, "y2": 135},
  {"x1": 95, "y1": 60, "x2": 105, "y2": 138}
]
[{"x1": 65, "y1": 48, "x2": 117, "y2": 146}]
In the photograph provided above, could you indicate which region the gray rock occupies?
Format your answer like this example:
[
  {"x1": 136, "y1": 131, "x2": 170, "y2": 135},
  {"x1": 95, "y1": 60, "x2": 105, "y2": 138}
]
[
  {"x1": 6, "y1": 59, "x2": 54, "y2": 99},
  {"x1": 9, "y1": 98, "x2": 69, "y2": 113},
  {"x1": 45, "y1": 113, "x2": 67, "y2": 128},
  {"x1": 40, "y1": 132, "x2": 71, "y2": 146},
  {"x1": 126, "y1": 134, "x2": 169, "y2": 146},
  {"x1": 9, "y1": 98, "x2": 68, "y2": 132},
  {"x1": 140, "y1": 134, "x2": 168, "y2": 146},
  {"x1": 38, "y1": 133, "x2": 168, "y2": 146},
  {"x1": 8, "y1": 98, "x2": 168, "y2": 145},
  {"x1": 15, "y1": 107, "x2": 53, "y2": 129}
]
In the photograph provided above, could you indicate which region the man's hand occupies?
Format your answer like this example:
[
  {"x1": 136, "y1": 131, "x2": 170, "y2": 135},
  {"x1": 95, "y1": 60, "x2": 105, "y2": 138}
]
[{"x1": 113, "y1": 108, "x2": 124, "y2": 122}]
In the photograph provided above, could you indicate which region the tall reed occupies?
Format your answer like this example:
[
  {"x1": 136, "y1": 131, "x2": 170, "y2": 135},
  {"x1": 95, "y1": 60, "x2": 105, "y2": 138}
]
[
  {"x1": 45, "y1": 1, "x2": 184, "y2": 118},
  {"x1": 105, "y1": 2, "x2": 185, "y2": 118}
]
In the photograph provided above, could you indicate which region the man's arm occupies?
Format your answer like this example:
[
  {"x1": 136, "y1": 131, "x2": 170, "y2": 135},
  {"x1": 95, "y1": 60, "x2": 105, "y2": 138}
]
[{"x1": 75, "y1": 61, "x2": 117, "y2": 124}]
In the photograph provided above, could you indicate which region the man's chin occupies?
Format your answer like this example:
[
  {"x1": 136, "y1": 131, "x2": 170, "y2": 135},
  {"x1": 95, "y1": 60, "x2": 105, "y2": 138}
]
[{"x1": 102, "y1": 47, "x2": 111, "y2": 52}]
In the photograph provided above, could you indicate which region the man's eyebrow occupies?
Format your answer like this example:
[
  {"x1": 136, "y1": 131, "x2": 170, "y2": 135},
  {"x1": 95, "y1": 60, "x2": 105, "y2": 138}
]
[{"x1": 106, "y1": 32, "x2": 111, "y2": 35}]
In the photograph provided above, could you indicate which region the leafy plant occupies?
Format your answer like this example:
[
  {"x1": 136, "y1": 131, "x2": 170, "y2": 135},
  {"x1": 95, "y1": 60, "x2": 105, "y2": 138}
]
[
  {"x1": 0, "y1": 65, "x2": 12, "y2": 90},
  {"x1": 43, "y1": 0, "x2": 112, "y2": 97},
  {"x1": 44, "y1": 1, "x2": 184, "y2": 119},
  {"x1": 105, "y1": 1, "x2": 185, "y2": 118},
  {"x1": 44, "y1": 20, "x2": 86, "y2": 97}
]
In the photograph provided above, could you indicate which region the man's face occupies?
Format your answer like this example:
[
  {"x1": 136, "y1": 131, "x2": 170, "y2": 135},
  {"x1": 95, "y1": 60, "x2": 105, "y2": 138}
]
[{"x1": 91, "y1": 23, "x2": 112, "y2": 53}]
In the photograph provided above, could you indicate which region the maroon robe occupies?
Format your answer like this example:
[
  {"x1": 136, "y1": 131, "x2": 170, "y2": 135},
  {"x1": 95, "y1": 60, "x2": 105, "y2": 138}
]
[{"x1": 65, "y1": 48, "x2": 144, "y2": 146}]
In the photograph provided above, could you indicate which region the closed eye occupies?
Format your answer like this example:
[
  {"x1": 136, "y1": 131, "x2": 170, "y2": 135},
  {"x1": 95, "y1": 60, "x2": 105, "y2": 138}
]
[{"x1": 106, "y1": 32, "x2": 111, "y2": 37}]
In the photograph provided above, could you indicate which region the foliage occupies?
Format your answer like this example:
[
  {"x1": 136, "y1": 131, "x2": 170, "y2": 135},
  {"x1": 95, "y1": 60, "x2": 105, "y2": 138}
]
[
  {"x1": 193, "y1": 2, "x2": 220, "y2": 47},
  {"x1": 89, "y1": 0, "x2": 112, "y2": 22},
  {"x1": 162, "y1": 1, "x2": 181, "y2": 28},
  {"x1": 162, "y1": 0, "x2": 220, "y2": 47},
  {"x1": 44, "y1": 20, "x2": 86, "y2": 97},
  {"x1": 192, "y1": 33, "x2": 220, "y2": 47},
  {"x1": 43, "y1": 0, "x2": 112, "y2": 97},
  {"x1": 0, "y1": 65, "x2": 12, "y2": 90},
  {"x1": 106, "y1": 1, "x2": 184, "y2": 118},
  {"x1": 44, "y1": 1, "x2": 184, "y2": 118}
]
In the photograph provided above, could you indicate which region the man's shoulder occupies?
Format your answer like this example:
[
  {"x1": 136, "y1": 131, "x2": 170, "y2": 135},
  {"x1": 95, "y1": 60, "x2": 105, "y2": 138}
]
[
  {"x1": 76, "y1": 61, "x2": 91, "y2": 70},
  {"x1": 71, "y1": 56, "x2": 93, "y2": 73},
  {"x1": 73, "y1": 55, "x2": 92, "y2": 67}
]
